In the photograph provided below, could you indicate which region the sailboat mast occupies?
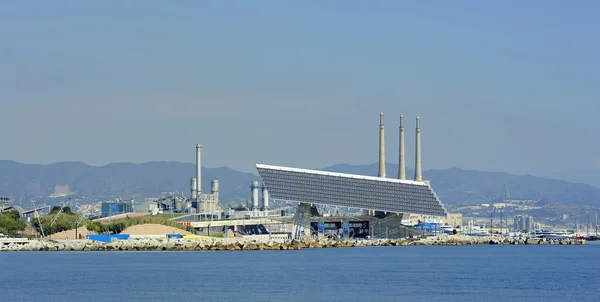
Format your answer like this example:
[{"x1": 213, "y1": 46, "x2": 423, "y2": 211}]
[{"x1": 596, "y1": 212, "x2": 598, "y2": 237}]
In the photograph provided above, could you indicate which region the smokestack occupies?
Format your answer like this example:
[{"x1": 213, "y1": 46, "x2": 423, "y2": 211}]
[
  {"x1": 378, "y1": 112, "x2": 386, "y2": 178},
  {"x1": 398, "y1": 114, "x2": 406, "y2": 180},
  {"x1": 414, "y1": 116, "x2": 423, "y2": 181},
  {"x1": 251, "y1": 181, "x2": 259, "y2": 211},
  {"x1": 262, "y1": 186, "x2": 269, "y2": 211},
  {"x1": 211, "y1": 180, "x2": 219, "y2": 201},
  {"x1": 190, "y1": 178, "x2": 197, "y2": 200},
  {"x1": 196, "y1": 144, "x2": 202, "y2": 197}
]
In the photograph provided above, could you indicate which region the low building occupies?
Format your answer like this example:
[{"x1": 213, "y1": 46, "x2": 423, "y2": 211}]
[{"x1": 444, "y1": 213, "x2": 463, "y2": 228}]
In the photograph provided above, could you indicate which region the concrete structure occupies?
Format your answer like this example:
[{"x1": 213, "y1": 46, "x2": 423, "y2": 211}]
[
  {"x1": 190, "y1": 178, "x2": 197, "y2": 200},
  {"x1": 257, "y1": 164, "x2": 447, "y2": 217},
  {"x1": 378, "y1": 112, "x2": 386, "y2": 178},
  {"x1": 514, "y1": 214, "x2": 534, "y2": 232},
  {"x1": 398, "y1": 114, "x2": 406, "y2": 180},
  {"x1": 196, "y1": 144, "x2": 202, "y2": 195},
  {"x1": 190, "y1": 144, "x2": 220, "y2": 216},
  {"x1": 251, "y1": 181, "x2": 260, "y2": 211},
  {"x1": 261, "y1": 185, "x2": 269, "y2": 211},
  {"x1": 211, "y1": 180, "x2": 219, "y2": 204},
  {"x1": 414, "y1": 116, "x2": 423, "y2": 182}
]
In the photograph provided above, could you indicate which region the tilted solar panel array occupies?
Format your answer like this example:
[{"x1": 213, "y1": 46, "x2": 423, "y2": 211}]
[{"x1": 256, "y1": 166, "x2": 447, "y2": 217}]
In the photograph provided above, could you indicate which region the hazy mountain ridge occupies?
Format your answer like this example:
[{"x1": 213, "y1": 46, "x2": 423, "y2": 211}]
[
  {"x1": 0, "y1": 160, "x2": 258, "y2": 204},
  {"x1": 322, "y1": 163, "x2": 600, "y2": 206},
  {"x1": 1, "y1": 160, "x2": 600, "y2": 207}
]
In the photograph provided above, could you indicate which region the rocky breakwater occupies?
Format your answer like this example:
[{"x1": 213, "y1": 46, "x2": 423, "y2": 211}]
[
  {"x1": 0, "y1": 235, "x2": 588, "y2": 252},
  {"x1": 411, "y1": 234, "x2": 588, "y2": 246}
]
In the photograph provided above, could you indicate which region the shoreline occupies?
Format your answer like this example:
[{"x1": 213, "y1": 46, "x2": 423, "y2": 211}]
[{"x1": 0, "y1": 235, "x2": 588, "y2": 252}]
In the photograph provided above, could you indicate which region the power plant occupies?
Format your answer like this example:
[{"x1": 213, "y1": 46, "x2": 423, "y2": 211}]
[
  {"x1": 189, "y1": 144, "x2": 220, "y2": 217},
  {"x1": 91, "y1": 112, "x2": 448, "y2": 240}
]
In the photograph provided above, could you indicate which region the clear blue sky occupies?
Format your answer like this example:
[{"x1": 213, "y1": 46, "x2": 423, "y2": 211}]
[{"x1": 1, "y1": 1, "x2": 598, "y2": 175}]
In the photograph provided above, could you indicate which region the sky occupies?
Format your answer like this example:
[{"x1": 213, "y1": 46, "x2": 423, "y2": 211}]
[{"x1": 1, "y1": 1, "x2": 599, "y2": 176}]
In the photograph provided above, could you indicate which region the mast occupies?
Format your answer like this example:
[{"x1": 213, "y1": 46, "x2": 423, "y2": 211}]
[
  {"x1": 596, "y1": 212, "x2": 598, "y2": 237},
  {"x1": 587, "y1": 211, "x2": 590, "y2": 236}
]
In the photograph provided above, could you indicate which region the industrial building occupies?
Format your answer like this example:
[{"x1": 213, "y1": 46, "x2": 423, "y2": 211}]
[
  {"x1": 100, "y1": 198, "x2": 157, "y2": 218},
  {"x1": 514, "y1": 214, "x2": 534, "y2": 232},
  {"x1": 94, "y1": 112, "x2": 454, "y2": 240},
  {"x1": 190, "y1": 144, "x2": 221, "y2": 217}
]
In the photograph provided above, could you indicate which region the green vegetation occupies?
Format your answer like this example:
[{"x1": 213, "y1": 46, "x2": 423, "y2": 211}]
[
  {"x1": 30, "y1": 206, "x2": 89, "y2": 236},
  {"x1": 29, "y1": 206, "x2": 196, "y2": 236},
  {"x1": 0, "y1": 210, "x2": 27, "y2": 235},
  {"x1": 86, "y1": 215, "x2": 196, "y2": 235}
]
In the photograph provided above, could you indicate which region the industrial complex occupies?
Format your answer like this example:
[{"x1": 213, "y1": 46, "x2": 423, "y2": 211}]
[
  {"x1": 2, "y1": 113, "x2": 465, "y2": 241},
  {"x1": 83, "y1": 112, "x2": 455, "y2": 240}
]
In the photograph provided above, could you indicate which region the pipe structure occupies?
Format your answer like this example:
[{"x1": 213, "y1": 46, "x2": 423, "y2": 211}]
[
  {"x1": 398, "y1": 114, "x2": 406, "y2": 180},
  {"x1": 414, "y1": 116, "x2": 423, "y2": 181},
  {"x1": 251, "y1": 181, "x2": 259, "y2": 211},
  {"x1": 196, "y1": 144, "x2": 202, "y2": 196},
  {"x1": 378, "y1": 112, "x2": 386, "y2": 178},
  {"x1": 211, "y1": 180, "x2": 219, "y2": 203},
  {"x1": 190, "y1": 178, "x2": 197, "y2": 200},
  {"x1": 261, "y1": 186, "x2": 269, "y2": 211}
]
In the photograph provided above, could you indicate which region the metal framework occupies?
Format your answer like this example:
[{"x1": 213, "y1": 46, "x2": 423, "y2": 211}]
[{"x1": 256, "y1": 164, "x2": 447, "y2": 217}]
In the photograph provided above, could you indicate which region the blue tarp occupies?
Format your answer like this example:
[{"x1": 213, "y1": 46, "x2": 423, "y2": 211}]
[
  {"x1": 167, "y1": 234, "x2": 182, "y2": 239},
  {"x1": 87, "y1": 234, "x2": 130, "y2": 243},
  {"x1": 414, "y1": 222, "x2": 441, "y2": 235}
]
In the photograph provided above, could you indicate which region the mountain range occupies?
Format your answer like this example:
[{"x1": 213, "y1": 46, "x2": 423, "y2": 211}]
[{"x1": 1, "y1": 160, "x2": 600, "y2": 207}]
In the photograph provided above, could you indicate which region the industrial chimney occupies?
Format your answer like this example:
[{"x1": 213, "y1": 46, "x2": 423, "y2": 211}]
[
  {"x1": 378, "y1": 112, "x2": 386, "y2": 178},
  {"x1": 196, "y1": 144, "x2": 202, "y2": 197},
  {"x1": 414, "y1": 116, "x2": 423, "y2": 182},
  {"x1": 398, "y1": 114, "x2": 406, "y2": 180},
  {"x1": 211, "y1": 180, "x2": 219, "y2": 202},
  {"x1": 261, "y1": 185, "x2": 269, "y2": 212},
  {"x1": 190, "y1": 178, "x2": 197, "y2": 200},
  {"x1": 251, "y1": 181, "x2": 259, "y2": 211}
]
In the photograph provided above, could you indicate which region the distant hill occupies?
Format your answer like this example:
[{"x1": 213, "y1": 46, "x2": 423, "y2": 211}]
[
  {"x1": 322, "y1": 163, "x2": 600, "y2": 206},
  {"x1": 0, "y1": 160, "x2": 259, "y2": 205},
  {"x1": 2, "y1": 160, "x2": 600, "y2": 207},
  {"x1": 543, "y1": 169, "x2": 600, "y2": 189}
]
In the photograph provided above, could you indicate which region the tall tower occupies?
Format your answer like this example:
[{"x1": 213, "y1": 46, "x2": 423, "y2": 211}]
[
  {"x1": 251, "y1": 181, "x2": 259, "y2": 211},
  {"x1": 261, "y1": 186, "x2": 269, "y2": 212},
  {"x1": 196, "y1": 144, "x2": 202, "y2": 197},
  {"x1": 414, "y1": 116, "x2": 423, "y2": 181},
  {"x1": 190, "y1": 178, "x2": 197, "y2": 200},
  {"x1": 398, "y1": 114, "x2": 406, "y2": 180},
  {"x1": 378, "y1": 112, "x2": 386, "y2": 178}
]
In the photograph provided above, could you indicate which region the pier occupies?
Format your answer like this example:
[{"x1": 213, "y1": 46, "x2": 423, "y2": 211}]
[{"x1": 0, "y1": 235, "x2": 588, "y2": 252}]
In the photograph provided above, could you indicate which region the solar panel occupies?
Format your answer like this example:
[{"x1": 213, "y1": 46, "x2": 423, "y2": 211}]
[{"x1": 256, "y1": 164, "x2": 447, "y2": 217}]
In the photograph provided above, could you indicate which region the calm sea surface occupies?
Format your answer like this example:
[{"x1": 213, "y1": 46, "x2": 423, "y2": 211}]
[{"x1": 1, "y1": 243, "x2": 598, "y2": 301}]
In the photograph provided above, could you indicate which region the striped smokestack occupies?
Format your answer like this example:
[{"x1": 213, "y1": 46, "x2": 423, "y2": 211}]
[
  {"x1": 398, "y1": 114, "x2": 406, "y2": 180},
  {"x1": 414, "y1": 116, "x2": 423, "y2": 181},
  {"x1": 378, "y1": 112, "x2": 386, "y2": 178}
]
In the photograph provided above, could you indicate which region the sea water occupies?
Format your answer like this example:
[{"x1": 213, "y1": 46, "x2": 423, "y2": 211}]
[{"x1": 1, "y1": 243, "x2": 598, "y2": 301}]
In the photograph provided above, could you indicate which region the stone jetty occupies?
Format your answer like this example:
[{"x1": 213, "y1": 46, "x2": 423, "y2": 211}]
[{"x1": 0, "y1": 235, "x2": 588, "y2": 252}]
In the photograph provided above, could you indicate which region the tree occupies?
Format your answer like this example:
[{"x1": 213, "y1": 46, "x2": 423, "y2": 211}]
[
  {"x1": 0, "y1": 210, "x2": 27, "y2": 235},
  {"x1": 30, "y1": 210, "x2": 89, "y2": 236}
]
